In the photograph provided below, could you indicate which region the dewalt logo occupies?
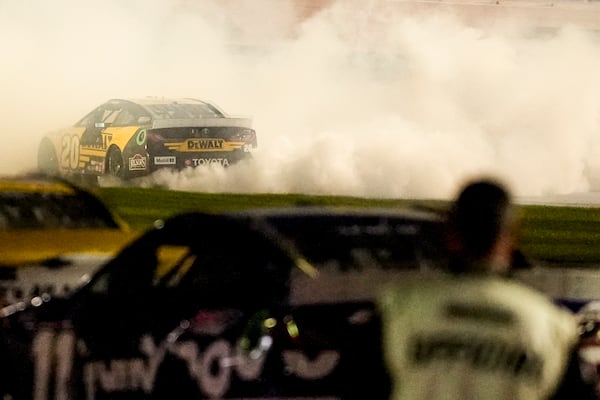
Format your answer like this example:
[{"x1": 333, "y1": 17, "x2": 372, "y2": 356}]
[
  {"x1": 187, "y1": 139, "x2": 223, "y2": 150},
  {"x1": 164, "y1": 139, "x2": 244, "y2": 153}
]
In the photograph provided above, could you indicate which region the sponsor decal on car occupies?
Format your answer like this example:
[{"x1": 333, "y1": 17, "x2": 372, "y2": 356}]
[
  {"x1": 81, "y1": 134, "x2": 113, "y2": 151},
  {"x1": 185, "y1": 158, "x2": 230, "y2": 167},
  {"x1": 85, "y1": 159, "x2": 104, "y2": 173},
  {"x1": 129, "y1": 154, "x2": 147, "y2": 171},
  {"x1": 154, "y1": 156, "x2": 177, "y2": 165},
  {"x1": 187, "y1": 139, "x2": 223, "y2": 150},
  {"x1": 136, "y1": 129, "x2": 147, "y2": 146},
  {"x1": 165, "y1": 140, "x2": 245, "y2": 153},
  {"x1": 32, "y1": 329, "x2": 340, "y2": 400}
]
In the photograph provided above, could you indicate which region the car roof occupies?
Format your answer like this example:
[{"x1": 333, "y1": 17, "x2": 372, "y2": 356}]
[
  {"x1": 110, "y1": 97, "x2": 226, "y2": 116},
  {"x1": 223, "y1": 205, "x2": 444, "y2": 221},
  {"x1": 120, "y1": 97, "x2": 216, "y2": 106},
  {"x1": 152, "y1": 206, "x2": 445, "y2": 275}
]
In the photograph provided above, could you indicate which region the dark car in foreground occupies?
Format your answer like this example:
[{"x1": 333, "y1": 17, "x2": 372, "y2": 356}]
[
  {"x1": 0, "y1": 206, "x2": 445, "y2": 400},
  {"x1": 37, "y1": 97, "x2": 257, "y2": 185},
  {"x1": 0, "y1": 173, "x2": 136, "y2": 305}
]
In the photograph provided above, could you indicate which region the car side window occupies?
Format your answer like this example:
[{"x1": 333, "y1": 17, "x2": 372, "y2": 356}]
[
  {"x1": 86, "y1": 230, "x2": 164, "y2": 296},
  {"x1": 76, "y1": 106, "x2": 108, "y2": 127},
  {"x1": 102, "y1": 108, "x2": 122, "y2": 125},
  {"x1": 85, "y1": 215, "x2": 292, "y2": 308},
  {"x1": 172, "y1": 229, "x2": 292, "y2": 308},
  {"x1": 112, "y1": 108, "x2": 138, "y2": 126}
]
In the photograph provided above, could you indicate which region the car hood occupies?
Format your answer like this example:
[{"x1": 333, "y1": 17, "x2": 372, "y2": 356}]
[{"x1": 0, "y1": 228, "x2": 139, "y2": 265}]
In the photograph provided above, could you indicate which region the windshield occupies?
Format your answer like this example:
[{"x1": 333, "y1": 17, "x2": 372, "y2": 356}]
[{"x1": 0, "y1": 192, "x2": 120, "y2": 230}]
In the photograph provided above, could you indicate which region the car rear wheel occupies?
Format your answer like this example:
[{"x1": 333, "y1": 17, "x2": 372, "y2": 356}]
[
  {"x1": 106, "y1": 148, "x2": 124, "y2": 178},
  {"x1": 37, "y1": 140, "x2": 59, "y2": 174}
]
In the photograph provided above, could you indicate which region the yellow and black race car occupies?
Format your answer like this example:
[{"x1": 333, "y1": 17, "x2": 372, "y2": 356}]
[
  {"x1": 37, "y1": 97, "x2": 257, "y2": 184},
  {"x1": 0, "y1": 173, "x2": 137, "y2": 304}
]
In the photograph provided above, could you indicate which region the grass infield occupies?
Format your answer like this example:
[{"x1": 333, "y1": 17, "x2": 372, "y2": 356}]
[{"x1": 92, "y1": 186, "x2": 600, "y2": 267}]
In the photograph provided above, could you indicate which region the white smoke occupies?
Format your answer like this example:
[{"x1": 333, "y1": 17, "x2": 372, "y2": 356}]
[{"x1": 2, "y1": 0, "x2": 600, "y2": 199}]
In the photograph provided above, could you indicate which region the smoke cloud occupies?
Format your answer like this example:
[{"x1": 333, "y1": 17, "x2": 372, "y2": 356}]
[{"x1": 2, "y1": 0, "x2": 600, "y2": 199}]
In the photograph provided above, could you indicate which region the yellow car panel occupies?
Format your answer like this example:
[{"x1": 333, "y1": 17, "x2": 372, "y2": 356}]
[{"x1": 0, "y1": 229, "x2": 138, "y2": 266}]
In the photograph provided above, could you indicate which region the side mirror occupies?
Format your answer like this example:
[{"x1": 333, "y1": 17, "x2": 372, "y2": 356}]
[
  {"x1": 137, "y1": 116, "x2": 151, "y2": 125},
  {"x1": 94, "y1": 122, "x2": 105, "y2": 129}
]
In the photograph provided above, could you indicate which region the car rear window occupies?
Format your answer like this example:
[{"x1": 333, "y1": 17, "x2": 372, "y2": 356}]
[{"x1": 145, "y1": 103, "x2": 223, "y2": 119}]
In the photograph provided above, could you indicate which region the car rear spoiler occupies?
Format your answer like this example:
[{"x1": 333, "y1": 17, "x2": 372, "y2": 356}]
[{"x1": 151, "y1": 117, "x2": 253, "y2": 129}]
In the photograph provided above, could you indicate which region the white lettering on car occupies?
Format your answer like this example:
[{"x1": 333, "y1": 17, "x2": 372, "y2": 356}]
[
  {"x1": 194, "y1": 340, "x2": 231, "y2": 398},
  {"x1": 84, "y1": 359, "x2": 152, "y2": 393},
  {"x1": 83, "y1": 336, "x2": 165, "y2": 397},
  {"x1": 191, "y1": 158, "x2": 230, "y2": 167},
  {"x1": 233, "y1": 343, "x2": 268, "y2": 380},
  {"x1": 154, "y1": 156, "x2": 176, "y2": 165},
  {"x1": 128, "y1": 154, "x2": 147, "y2": 171},
  {"x1": 171, "y1": 339, "x2": 268, "y2": 398},
  {"x1": 33, "y1": 330, "x2": 53, "y2": 400},
  {"x1": 283, "y1": 350, "x2": 341, "y2": 379},
  {"x1": 33, "y1": 331, "x2": 341, "y2": 399},
  {"x1": 32, "y1": 328, "x2": 75, "y2": 400},
  {"x1": 60, "y1": 135, "x2": 80, "y2": 171}
]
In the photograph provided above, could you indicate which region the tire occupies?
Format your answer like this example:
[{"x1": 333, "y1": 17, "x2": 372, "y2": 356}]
[
  {"x1": 106, "y1": 147, "x2": 124, "y2": 178},
  {"x1": 37, "y1": 140, "x2": 59, "y2": 175}
]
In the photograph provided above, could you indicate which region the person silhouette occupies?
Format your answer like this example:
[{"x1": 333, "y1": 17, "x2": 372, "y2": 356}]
[{"x1": 379, "y1": 177, "x2": 597, "y2": 400}]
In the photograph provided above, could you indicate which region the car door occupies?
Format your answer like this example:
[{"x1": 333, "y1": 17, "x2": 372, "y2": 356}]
[
  {"x1": 65, "y1": 212, "x2": 292, "y2": 399},
  {"x1": 150, "y1": 212, "x2": 443, "y2": 400},
  {"x1": 148, "y1": 215, "x2": 296, "y2": 399}
]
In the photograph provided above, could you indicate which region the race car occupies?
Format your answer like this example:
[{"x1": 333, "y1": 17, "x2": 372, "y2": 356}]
[
  {"x1": 37, "y1": 97, "x2": 257, "y2": 184},
  {"x1": 0, "y1": 173, "x2": 137, "y2": 305},
  {"x1": 0, "y1": 206, "x2": 446, "y2": 400}
]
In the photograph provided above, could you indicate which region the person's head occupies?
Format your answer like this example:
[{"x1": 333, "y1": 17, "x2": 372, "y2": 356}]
[{"x1": 446, "y1": 177, "x2": 519, "y2": 275}]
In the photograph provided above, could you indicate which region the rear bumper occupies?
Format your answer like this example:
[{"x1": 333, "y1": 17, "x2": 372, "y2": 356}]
[{"x1": 148, "y1": 149, "x2": 253, "y2": 172}]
